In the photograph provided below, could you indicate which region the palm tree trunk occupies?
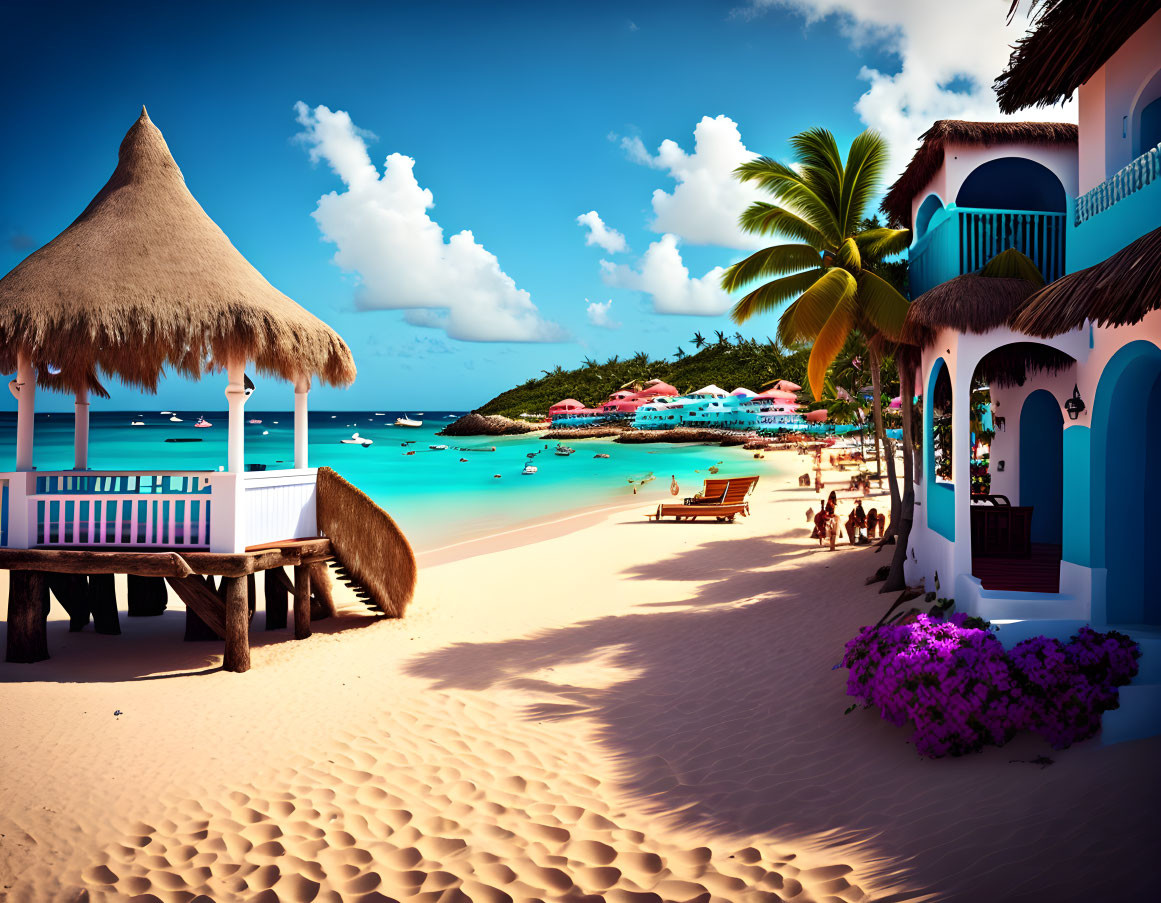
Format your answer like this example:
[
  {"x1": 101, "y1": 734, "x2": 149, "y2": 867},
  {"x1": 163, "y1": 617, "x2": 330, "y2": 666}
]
[
  {"x1": 882, "y1": 369, "x2": 915, "y2": 592},
  {"x1": 869, "y1": 346, "x2": 902, "y2": 530}
]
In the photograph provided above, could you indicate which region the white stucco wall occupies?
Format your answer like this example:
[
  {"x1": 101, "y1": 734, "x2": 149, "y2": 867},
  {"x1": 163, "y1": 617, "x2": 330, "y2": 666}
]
[
  {"x1": 909, "y1": 141, "x2": 1079, "y2": 234},
  {"x1": 1077, "y1": 9, "x2": 1161, "y2": 193}
]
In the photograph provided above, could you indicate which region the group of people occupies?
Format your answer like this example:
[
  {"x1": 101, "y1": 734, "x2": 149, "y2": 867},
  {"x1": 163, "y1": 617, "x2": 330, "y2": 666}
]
[{"x1": 807, "y1": 492, "x2": 885, "y2": 550}]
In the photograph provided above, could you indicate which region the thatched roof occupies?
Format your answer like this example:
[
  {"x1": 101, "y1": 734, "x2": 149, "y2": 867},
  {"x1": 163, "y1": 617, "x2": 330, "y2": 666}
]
[
  {"x1": 0, "y1": 108, "x2": 355, "y2": 394},
  {"x1": 902, "y1": 274, "x2": 1042, "y2": 349},
  {"x1": 995, "y1": 0, "x2": 1161, "y2": 114},
  {"x1": 976, "y1": 342, "x2": 1075, "y2": 388},
  {"x1": 881, "y1": 120, "x2": 1077, "y2": 228},
  {"x1": 1010, "y1": 226, "x2": 1161, "y2": 336}
]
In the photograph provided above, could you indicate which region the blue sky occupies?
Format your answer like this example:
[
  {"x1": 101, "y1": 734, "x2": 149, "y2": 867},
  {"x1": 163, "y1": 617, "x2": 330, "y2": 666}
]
[{"x1": 0, "y1": 1, "x2": 1059, "y2": 412}]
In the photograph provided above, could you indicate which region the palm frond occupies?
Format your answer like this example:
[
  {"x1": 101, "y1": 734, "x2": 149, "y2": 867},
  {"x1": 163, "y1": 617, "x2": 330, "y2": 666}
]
[
  {"x1": 856, "y1": 270, "x2": 910, "y2": 342},
  {"x1": 855, "y1": 227, "x2": 912, "y2": 261},
  {"x1": 807, "y1": 291, "x2": 858, "y2": 401},
  {"x1": 775, "y1": 267, "x2": 857, "y2": 345},
  {"x1": 838, "y1": 130, "x2": 889, "y2": 235},
  {"x1": 729, "y1": 268, "x2": 825, "y2": 325},
  {"x1": 720, "y1": 243, "x2": 821, "y2": 292},
  {"x1": 739, "y1": 202, "x2": 826, "y2": 246}
]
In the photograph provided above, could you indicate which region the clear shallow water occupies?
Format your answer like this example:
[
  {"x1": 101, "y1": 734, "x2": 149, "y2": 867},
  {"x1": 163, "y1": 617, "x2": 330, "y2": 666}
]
[{"x1": 0, "y1": 411, "x2": 773, "y2": 548}]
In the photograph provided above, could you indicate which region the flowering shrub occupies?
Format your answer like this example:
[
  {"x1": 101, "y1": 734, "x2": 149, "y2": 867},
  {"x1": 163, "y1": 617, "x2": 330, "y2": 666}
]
[{"x1": 842, "y1": 615, "x2": 1141, "y2": 757}]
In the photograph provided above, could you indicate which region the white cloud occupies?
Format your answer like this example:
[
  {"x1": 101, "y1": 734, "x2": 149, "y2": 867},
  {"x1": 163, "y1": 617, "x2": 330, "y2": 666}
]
[
  {"x1": 294, "y1": 102, "x2": 566, "y2": 343},
  {"x1": 738, "y1": 2, "x2": 1077, "y2": 179},
  {"x1": 600, "y1": 234, "x2": 732, "y2": 316},
  {"x1": 576, "y1": 210, "x2": 628, "y2": 254},
  {"x1": 620, "y1": 115, "x2": 766, "y2": 250},
  {"x1": 585, "y1": 298, "x2": 621, "y2": 329}
]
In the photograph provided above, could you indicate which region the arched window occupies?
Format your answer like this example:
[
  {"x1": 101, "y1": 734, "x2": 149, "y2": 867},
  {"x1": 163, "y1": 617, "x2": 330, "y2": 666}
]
[
  {"x1": 1137, "y1": 95, "x2": 1161, "y2": 157},
  {"x1": 956, "y1": 158, "x2": 1066, "y2": 212},
  {"x1": 914, "y1": 194, "x2": 944, "y2": 238}
]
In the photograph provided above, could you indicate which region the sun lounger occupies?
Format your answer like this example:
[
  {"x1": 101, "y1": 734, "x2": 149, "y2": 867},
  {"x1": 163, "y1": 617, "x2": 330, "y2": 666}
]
[{"x1": 648, "y1": 476, "x2": 759, "y2": 522}]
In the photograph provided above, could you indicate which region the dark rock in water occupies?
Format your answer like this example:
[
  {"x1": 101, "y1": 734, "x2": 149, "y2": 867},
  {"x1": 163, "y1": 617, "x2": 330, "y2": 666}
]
[
  {"x1": 438, "y1": 412, "x2": 541, "y2": 437},
  {"x1": 165, "y1": 437, "x2": 202, "y2": 442}
]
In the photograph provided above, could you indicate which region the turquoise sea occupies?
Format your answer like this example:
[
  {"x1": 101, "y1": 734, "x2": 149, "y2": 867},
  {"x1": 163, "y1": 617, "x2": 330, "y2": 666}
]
[{"x1": 0, "y1": 411, "x2": 772, "y2": 549}]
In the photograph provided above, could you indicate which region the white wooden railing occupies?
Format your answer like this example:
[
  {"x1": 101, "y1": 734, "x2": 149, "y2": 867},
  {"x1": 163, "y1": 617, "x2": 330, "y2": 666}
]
[{"x1": 0, "y1": 468, "x2": 320, "y2": 553}]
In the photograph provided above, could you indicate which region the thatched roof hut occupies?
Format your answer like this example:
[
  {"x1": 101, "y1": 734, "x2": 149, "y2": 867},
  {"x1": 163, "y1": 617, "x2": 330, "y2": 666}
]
[
  {"x1": 902, "y1": 249, "x2": 1046, "y2": 348},
  {"x1": 881, "y1": 120, "x2": 1077, "y2": 228},
  {"x1": 0, "y1": 108, "x2": 355, "y2": 395},
  {"x1": 1010, "y1": 226, "x2": 1161, "y2": 337},
  {"x1": 995, "y1": 0, "x2": 1161, "y2": 113}
]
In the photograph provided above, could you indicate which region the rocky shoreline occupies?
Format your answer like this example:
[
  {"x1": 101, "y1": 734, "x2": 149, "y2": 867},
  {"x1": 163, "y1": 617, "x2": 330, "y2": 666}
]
[{"x1": 438, "y1": 412, "x2": 545, "y2": 437}]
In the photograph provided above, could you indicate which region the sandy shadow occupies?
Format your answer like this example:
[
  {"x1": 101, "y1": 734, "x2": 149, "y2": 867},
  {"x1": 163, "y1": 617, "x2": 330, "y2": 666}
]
[{"x1": 404, "y1": 538, "x2": 1160, "y2": 900}]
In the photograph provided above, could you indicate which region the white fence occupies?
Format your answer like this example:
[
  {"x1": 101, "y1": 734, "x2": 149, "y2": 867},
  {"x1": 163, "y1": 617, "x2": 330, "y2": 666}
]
[{"x1": 0, "y1": 468, "x2": 319, "y2": 553}]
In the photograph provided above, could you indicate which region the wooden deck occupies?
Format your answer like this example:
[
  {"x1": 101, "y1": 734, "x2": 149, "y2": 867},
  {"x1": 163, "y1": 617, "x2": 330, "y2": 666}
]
[{"x1": 972, "y1": 543, "x2": 1062, "y2": 593}]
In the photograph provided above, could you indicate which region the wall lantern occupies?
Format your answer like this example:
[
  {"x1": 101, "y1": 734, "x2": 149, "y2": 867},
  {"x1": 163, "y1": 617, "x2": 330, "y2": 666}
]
[{"x1": 1064, "y1": 385, "x2": 1086, "y2": 420}]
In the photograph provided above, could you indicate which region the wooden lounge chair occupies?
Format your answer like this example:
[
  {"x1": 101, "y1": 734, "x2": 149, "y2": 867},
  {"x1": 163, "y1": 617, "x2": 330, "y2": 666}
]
[{"x1": 648, "y1": 476, "x2": 760, "y2": 522}]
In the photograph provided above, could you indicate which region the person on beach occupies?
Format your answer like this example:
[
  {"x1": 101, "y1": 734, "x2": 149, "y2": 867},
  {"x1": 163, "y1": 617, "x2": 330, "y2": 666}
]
[
  {"x1": 854, "y1": 501, "x2": 867, "y2": 542},
  {"x1": 827, "y1": 510, "x2": 839, "y2": 550},
  {"x1": 866, "y1": 507, "x2": 878, "y2": 540},
  {"x1": 827, "y1": 490, "x2": 837, "y2": 510},
  {"x1": 811, "y1": 502, "x2": 828, "y2": 543}
]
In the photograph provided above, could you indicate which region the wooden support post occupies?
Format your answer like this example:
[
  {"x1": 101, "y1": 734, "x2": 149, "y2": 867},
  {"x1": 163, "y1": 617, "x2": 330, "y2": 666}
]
[
  {"x1": 6, "y1": 570, "x2": 49, "y2": 662},
  {"x1": 247, "y1": 572, "x2": 257, "y2": 618},
  {"x1": 293, "y1": 563, "x2": 311, "y2": 640},
  {"x1": 127, "y1": 575, "x2": 168, "y2": 617},
  {"x1": 222, "y1": 575, "x2": 250, "y2": 672},
  {"x1": 47, "y1": 573, "x2": 91, "y2": 632},
  {"x1": 264, "y1": 568, "x2": 288, "y2": 630},
  {"x1": 309, "y1": 562, "x2": 336, "y2": 620},
  {"x1": 87, "y1": 573, "x2": 121, "y2": 635},
  {"x1": 168, "y1": 575, "x2": 224, "y2": 641}
]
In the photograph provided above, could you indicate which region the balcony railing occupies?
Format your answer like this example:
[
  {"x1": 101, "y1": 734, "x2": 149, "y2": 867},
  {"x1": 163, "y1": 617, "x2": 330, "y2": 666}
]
[
  {"x1": 1075, "y1": 141, "x2": 1161, "y2": 225},
  {"x1": 909, "y1": 206, "x2": 1066, "y2": 298},
  {"x1": 0, "y1": 468, "x2": 319, "y2": 552}
]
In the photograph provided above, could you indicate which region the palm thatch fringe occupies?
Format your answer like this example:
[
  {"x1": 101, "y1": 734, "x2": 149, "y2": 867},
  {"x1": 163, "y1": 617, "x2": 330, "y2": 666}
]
[
  {"x1": 881, "y1": 120, "x2": 1077, "y2": 228},
  {"x1": 0, "y1": 108, "x2": 356, "y2": 395},
  {"x1": 1011, "y1": 226, "x2": 1161, "y2": 337},
  {"x1": 995, "y1": 0, "x2": 1161, "y2": 114},
  {"x1": 902, "y1": 274, "x2": 1041, "y2": 348},
  {"x1": 316, "y1": 467, "x2": 416, "y2": 618},
  {"x1": 975, "y1": 342, "x2": 1076, "y2": 388}
]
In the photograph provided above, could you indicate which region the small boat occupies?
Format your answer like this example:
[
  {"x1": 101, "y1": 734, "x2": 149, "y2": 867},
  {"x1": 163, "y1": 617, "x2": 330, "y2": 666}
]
[
  {"x1": 554, "y1": 445, "x2": 575, "y2": 457},
  {"x1": 169, "y1": 415, "x2": 183, "y2": 422},
  {"x1": 457, "y1": 446, "x2": 496, "y2": 452},
  {"x1": 262, "y1": 430, "x2": 269, "y2": 435},
  {"x1": 429, "y1": 444, "x2": 448, "y2": 451},
  {"x1": 194, "y1": 416, "x2": 211, "y2": 428},
  {"x1": 445, "y1": 414, "x2": 457, "y2": 419},
  {"x1": 160, "y1": 411, "x2": 173, "y2": 415},
  {"x1": 416, "y1": 412, "x2": 425, "y2": 416},
  {"x1": 522, "y1": 463, "x2": 538, "y2": 475},
  {"x1": 401, "y1": 441, "x2": 416, "y2": 447},
  {"x1": 248, "y1": 418, "x2": 262, "y2": 424},
  {"x1": 131, "y1": 421, "x2": 145, "y2": 426},
  {"x1": 374, "y1": 412, "x2": 386, "y2": 416},
  {"x1": 459, "y1": 457, "x2": 468, "y2": 462},
  {"x1": 493, "y1": 474, "x2": 502, "y2": 479},
  {"x1": 341, "y1": 432, "x2": 373, "y2": 446},
  {"x1": 404, "y1": 451, "x2": 415, "y2": 456},
  {"x1": 594, "y1": 453, "x2": 610, "y2": 458},
  {"x1": 396, "y1": 415, "x2": 423, "y2": 427},
  {"x1": 165, "y1": 437, "x2": 202, "y2": 443}
]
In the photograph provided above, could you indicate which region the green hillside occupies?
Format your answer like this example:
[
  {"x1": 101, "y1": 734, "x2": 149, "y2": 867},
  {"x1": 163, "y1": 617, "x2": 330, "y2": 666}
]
[{"x1": 476, "y1": 337, "x2": 814, "y2": 419}]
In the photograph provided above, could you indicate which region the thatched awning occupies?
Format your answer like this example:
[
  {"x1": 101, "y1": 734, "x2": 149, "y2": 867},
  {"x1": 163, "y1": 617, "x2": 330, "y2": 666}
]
[
  {"x1": 975, "y1": 342, "x2": 1075, "y2": 388},
  {"x1": 1010, "y1": 226, "x2": 1161, "y2": 337},
  {"x1": 902, "y1": 274, "x2": 1041, "y2": 349},
  {"x1": 881, "y1": 120, "x2": 1077, "y2": 228},
  {"x1": 0, "y1": 108, "x2": 355, "y2": 394},
  {"x1": 995, "y1": 0, "x2": 1161, "y2": 113}
]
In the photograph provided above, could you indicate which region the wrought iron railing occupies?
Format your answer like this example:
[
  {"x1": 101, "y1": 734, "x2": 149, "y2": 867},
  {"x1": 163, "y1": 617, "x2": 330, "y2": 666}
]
[{"x1": 1075, "y1": 141, "x2": 1161, "y2": 225}]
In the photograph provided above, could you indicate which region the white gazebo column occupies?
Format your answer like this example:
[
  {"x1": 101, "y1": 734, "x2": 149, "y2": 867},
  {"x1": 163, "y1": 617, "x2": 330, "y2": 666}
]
[
  {"x1": 73, "y1": 386, "x2": 90, "y2": 470},
  {"x1": 294, "y1": 375, "x2": 310, "y2": 469},
  {"x1": 225, "y1": 360, "x2": 248, "y2": 473},
  {"x1": 14, "y1": 352, "x2": 35, "y2": 472}
]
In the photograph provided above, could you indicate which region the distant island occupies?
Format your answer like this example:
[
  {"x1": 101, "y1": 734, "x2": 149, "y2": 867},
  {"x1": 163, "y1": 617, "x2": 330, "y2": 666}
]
[{"x1": 475, "y1": 335, "x2": 813, "y2": 421}]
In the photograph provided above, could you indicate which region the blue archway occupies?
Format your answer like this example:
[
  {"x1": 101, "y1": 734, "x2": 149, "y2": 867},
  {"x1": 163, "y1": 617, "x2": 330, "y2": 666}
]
[
  {"x1": 1019, "y1": 390, "x2": 1063, "y2": 544},
  {"x1": 925, "y1": 358, "x2": 954, "y2": 540},
  {"x1": 1091, "y1": 340, "x2": 1161, "y2": 625},
  {"x1": 956, "y1": 157, "x2": 1066, "y2": 212},
  {"x1": 915, "y1": 193, "x2": 944, "y2": 238}
]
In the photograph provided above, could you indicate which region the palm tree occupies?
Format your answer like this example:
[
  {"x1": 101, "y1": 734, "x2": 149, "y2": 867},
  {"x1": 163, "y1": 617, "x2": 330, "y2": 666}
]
[
  {"x1": 692, "y1": 332, "x2": 706, "y2": 349},
  {"x1": 675, "y1": 347, "x2": 686, "y2": 360},
  {"x1": 714, "y1": 330, "x2": 727, "y2": 346},
  {"x1": 582, "y1": 356, "x2": 599, "y2": 370},
  {"x1": 604, "y1": 354, "x2": 620, "y2": 366},
  {"x1": 721, "y1": 127, "x2": 911, "y2": 523}
]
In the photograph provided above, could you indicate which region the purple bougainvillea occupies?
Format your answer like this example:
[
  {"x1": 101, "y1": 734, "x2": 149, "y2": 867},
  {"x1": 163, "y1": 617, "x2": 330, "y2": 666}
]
[{"x1": 842, "y1": 614, "x2": 1141, "y2": 758}]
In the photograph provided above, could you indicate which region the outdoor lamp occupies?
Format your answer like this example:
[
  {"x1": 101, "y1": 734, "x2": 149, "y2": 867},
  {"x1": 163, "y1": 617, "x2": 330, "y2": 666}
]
[
  {"x1": 244, "y1": 373, "x2": 256, "y2": 398},
  {"x1": 1064, "y1": 385, "x2": 1086, "y2": 420}
]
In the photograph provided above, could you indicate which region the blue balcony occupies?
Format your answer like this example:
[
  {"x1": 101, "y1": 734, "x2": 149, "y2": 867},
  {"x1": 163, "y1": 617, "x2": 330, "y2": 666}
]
[
  {"x1": 909, "y1": 206, "x2": 1067, "y2": 298},
  {"x1": 1069, "y1": 141, "x2": 1161, "y2": 272}
]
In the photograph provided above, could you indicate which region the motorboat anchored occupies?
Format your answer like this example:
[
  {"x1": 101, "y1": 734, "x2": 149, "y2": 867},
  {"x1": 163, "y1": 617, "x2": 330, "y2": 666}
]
[
  {"x1": 522, "y1": 463, "x2": 538, "y2": 475},
  {"x1": 341, "y1": 432, "x2": 373, "y2": 446},
  {"x1": 554, "y1": 445, "x2": 575, "y2": 456},
  {"x1": 193, "y1": 416, "x2": 211, "y2": 428},
  {"x1": 429, "y1": 444, "x2": 448, "y2": 451},
  {"x1": 395, "y1": 415, "x2": 423, "y2": 427}
]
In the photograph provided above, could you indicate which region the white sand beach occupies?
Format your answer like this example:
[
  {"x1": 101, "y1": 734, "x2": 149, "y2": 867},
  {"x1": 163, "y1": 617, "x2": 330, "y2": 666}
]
[{"x1": 1, "y1": 453, "x2": 1157, "y2": 902}]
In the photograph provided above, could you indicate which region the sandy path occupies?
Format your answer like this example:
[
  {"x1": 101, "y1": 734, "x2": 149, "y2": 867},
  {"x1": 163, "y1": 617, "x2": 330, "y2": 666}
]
[{"x1": 1, "y1": 451, "x2": 1157, "y2": 902}]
